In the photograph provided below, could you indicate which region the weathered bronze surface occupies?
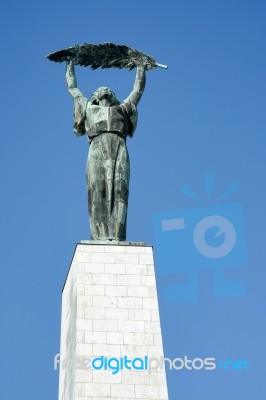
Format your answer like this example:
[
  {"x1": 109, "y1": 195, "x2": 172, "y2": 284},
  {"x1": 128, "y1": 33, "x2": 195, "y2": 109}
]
[
  {"x1": 66, "y1": 61, "x2": 145, "y2": 240},
  {"x1": 48, "y1": 43, "x2": 167, "y2": 241}
]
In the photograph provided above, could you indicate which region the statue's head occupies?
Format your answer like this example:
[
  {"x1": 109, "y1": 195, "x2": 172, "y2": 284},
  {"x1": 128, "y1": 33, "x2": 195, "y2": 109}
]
[{"x1": 90, "y1": 87, "x2": 120, "y2": 107}]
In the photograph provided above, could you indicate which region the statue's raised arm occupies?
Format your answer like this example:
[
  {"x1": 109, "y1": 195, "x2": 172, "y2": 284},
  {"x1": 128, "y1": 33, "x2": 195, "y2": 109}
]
[
  {"x1": 124, "y1": 65, "x2": 146, "y2": 106},
  {"x1": 65, "y1": 61, "x2": 88, "y2": 136}
]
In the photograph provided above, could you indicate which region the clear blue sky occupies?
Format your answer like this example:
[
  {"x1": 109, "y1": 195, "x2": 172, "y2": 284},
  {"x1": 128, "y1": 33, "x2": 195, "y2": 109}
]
[{"x1": 1, "y1": 1, "x2": 266, "y2": 399}]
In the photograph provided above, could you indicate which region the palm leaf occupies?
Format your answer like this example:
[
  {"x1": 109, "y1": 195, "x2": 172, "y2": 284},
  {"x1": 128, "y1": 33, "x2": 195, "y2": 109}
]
[{"x1": 46, "y1": 42, "x2": 167, "y2": 70}]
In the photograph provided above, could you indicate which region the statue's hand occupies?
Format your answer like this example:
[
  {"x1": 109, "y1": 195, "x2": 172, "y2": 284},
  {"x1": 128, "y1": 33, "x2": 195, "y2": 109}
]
[
  {"x1": 66, "y1": 58, "x2": 75, "y2": 65},
  {"x1": 66, "y1": 59, "x2": 77, "y2": 86},
  {"x1": 135, "y1": 62, "x2": 147, "y2": 71},
  {"x1": 66, "y1": 58, "x2": 79, "y2": 67}
]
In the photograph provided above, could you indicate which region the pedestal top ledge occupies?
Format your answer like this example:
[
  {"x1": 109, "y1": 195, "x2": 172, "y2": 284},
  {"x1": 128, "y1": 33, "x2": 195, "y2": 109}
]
[{"x1": 80, "y1": 240, "x2": 148, "y2": 246}]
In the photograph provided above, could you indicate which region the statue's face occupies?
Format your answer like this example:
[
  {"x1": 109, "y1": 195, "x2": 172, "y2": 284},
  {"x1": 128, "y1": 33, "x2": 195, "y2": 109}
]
[{"x1": 91, "y1": 87, "x2": 119, "y2": 107}]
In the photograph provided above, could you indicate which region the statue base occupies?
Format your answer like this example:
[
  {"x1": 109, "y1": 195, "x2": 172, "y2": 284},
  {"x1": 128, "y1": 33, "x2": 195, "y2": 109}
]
[{"x1": 58, "y1": 242, "x2": 169, "y2": 400}]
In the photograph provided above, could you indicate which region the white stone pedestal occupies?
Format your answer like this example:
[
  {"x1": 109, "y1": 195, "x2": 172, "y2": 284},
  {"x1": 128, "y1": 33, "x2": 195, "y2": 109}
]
[{"x1": 58, "y1": 242, "x2": 169, "y2": 400}]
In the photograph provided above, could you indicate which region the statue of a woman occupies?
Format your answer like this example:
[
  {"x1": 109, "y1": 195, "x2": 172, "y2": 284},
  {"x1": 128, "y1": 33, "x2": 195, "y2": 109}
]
[{"x1": 66, "y1": 61, "x2": 146, "y2": 240}]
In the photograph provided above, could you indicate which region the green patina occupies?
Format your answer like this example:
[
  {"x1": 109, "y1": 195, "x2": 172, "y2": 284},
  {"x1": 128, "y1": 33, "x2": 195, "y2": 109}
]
[
  {"x1": 66, "y1": 61, "x2": 146, "y2": 240},
  {"x1": 48, "y1": 42, "x2": 167, "y2": 241}
]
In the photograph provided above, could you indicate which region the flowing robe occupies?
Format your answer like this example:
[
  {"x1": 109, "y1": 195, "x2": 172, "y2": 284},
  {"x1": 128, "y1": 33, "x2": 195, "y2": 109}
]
[{"x1": 73, "y1": 93, "x2": 137, "y2": 240}]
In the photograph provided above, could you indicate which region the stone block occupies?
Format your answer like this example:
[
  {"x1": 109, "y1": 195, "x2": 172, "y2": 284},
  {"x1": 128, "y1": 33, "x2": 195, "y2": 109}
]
[
  {"x1": 105, "y1": 285, "x2": 127, "y2": 297},
  {"x1": 105, "y1": 308, "x2": 129, "y2": 321},
  {"x1": 118, "y1": 320, "x2": 145, "y2": 333},
  {"x1": 106, "y1": 331, "x2": 124, "y2": 344},
  {"x1": 84, "y1": 331, "x2": 107, "y2": 344},
  {"x1": 91, "y1": 252, "x2": 115, "y2": 263},
  {"x1": 84, "y1": 263, "x2": 105, "y2": 273},
  {"x1": 118, "y1": 296, "x2": 142, "y2": 309},
  {"x1": 85, "y1": 382, "x2": 110, "y2": 397},
  {"x1": 111, "y1": 383, "x2": 135, "y2": 398},
  {"x1": 92, "y1": 273, "x2": 117, "y2": 285},
  {"x1": 123, "y1": 333, "x2": 154, "y2": 345},
  {"x1": 139, "y1": 253, "x2": 154, "y2": 265},
  {"x1": 93, "y1": 295, "x2": 117, "y2": 308},
  {"x1": 115, "y1": 253, "x2": 139, "y2": 264},
  {"x1": 128, "y1": 286, "x2": 149, "y2": 297},
  {"x1": 104, "y1": 263, "x2": 126, "y2": 274},
  {"x1": 128, "y1": 309, "x2": 152, "y2": 321},
  {"x1": 85, "y1": 307, "x2": 104, "y2": 320},
  {"x1": 117, "y1": 274, "x2": 142, "y2": 286},
  {"x1": 85, "y1": 284, "x2": 105, "y2": 296},
  {"x1": 92, "y1": 319, "x2": 118, "y2": 332},
  {"x1": 135, "y1": 384, "x2": 160, "y2": 399}
]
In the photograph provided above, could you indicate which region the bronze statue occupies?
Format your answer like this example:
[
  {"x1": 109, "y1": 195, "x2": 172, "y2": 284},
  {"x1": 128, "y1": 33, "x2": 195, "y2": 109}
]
[
  {"x1": 66, "y1": 61, "x2": 145, "y2": 240},
  {"x1": 47, "y1": 43, "x2": 167, "y2": 241}
]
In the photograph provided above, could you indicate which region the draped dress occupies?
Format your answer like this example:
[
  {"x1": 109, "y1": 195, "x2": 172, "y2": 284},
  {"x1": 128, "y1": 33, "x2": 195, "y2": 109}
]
[{"x1": 72, "y1": 91, "x2": 138, "y2": 240}]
